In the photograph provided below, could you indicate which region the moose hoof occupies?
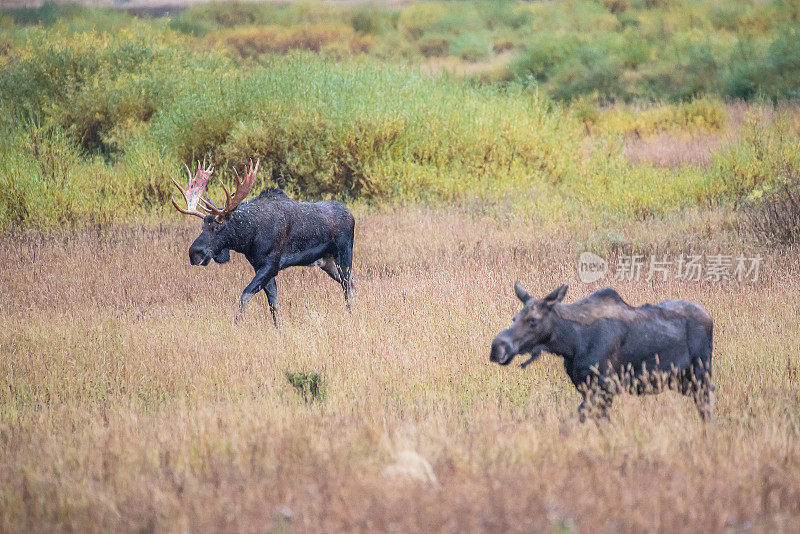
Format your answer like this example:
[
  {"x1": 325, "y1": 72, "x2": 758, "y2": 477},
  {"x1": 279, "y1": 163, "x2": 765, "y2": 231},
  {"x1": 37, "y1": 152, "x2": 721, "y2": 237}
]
[{"x1": 577, "y1": 402, "x2": 588, "y2": 423}]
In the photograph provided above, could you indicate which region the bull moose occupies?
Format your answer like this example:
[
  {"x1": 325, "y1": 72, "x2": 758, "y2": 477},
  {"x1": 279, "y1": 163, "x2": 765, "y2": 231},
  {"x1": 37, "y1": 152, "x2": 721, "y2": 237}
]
[
  {"x1": 490, "y1": 283, "x2": 715, "y2": 421},
  {"x1": 171, "y1": 160, "x2": 355, "y2": 326}
]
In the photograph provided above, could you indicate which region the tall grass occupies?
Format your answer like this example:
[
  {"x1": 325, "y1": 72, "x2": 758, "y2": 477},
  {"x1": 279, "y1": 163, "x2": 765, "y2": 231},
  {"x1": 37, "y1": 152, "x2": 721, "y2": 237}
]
[
  {"x1": 1, "y1": 4, "x2": 800, "y2": 530},
  {"x1": 1, "y1": 211, "x2": 799, "y2": 531}
]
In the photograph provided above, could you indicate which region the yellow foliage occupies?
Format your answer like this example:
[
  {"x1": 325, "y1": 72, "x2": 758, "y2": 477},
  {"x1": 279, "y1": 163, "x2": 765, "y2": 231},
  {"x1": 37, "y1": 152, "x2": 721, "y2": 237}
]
[
  {"x1": 225, "y1": 24, "x2": 373, "y2": 57},
  {"x1": 594, "y1": 96, "x2": 728, "y2": 137}
]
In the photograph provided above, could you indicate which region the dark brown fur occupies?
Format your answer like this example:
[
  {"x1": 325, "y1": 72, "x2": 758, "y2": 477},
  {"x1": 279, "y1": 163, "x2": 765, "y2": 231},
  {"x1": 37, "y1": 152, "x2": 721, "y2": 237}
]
[{"x1": 491, "y1": 285, "x2": 715, "y2": 421}]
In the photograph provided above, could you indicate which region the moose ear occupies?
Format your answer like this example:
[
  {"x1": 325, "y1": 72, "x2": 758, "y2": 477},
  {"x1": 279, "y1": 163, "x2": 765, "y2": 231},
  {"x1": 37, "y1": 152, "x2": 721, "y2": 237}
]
[
  {"x1": 514, "y1": 281, "x2": 531, "y2": 304},
  {"x1": 544, "y1": 284, "x2": 568, "y2": 307}
]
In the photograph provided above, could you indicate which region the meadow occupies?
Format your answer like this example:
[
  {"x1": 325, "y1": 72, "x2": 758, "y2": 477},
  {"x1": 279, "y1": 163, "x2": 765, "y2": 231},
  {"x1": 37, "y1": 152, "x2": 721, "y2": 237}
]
[
  {"x1": 3, "y1": 213, "x2": 800, "y2": 532},
  {"x1": 1, "y1": 1, "x2": 800, "y2": 532}
]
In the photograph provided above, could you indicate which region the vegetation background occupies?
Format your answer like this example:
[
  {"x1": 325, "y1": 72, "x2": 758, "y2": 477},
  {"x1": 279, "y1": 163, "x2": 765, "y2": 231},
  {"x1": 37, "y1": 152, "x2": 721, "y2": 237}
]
[
  {"x1": 1, "y1": 1, "x2": 800, "y2": 532},
  {"x1": 2, "y1": 0, "x2": 800, "y2": 226}
]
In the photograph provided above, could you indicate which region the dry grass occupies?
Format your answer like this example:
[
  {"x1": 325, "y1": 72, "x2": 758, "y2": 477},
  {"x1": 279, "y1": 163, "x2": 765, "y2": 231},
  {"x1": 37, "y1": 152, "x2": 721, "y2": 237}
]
[
  {"x1": 2, "y1": 208, "x2": 800, "y2": 532},
  {"x1": 622, "y1": 102, "x2": 800, "y2": 169},
  {"x1": 623, "y1": 131, "x2": 729, "y2": 168},
  {"x1": 621, "y1": 102, "x2": 748, "y2": 169}
]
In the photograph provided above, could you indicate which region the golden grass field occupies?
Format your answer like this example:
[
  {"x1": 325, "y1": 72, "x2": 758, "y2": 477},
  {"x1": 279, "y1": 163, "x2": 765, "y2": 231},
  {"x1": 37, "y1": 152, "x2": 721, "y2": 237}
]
[{"x1": 2, "y1": 208, "x2": 799, "y2": 532}]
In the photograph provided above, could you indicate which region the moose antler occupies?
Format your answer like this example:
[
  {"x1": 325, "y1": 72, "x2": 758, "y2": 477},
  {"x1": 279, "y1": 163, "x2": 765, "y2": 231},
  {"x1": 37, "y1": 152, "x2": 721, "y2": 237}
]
[
  {"x1": 172, "y1": 159, "x2": 258, "y2": 222},
  {"x1": 171, "y1": 160, "x2": 215, "y2": 219},
  {"x1": 198, "y1": 159, "x2": 259, "y2": 222}
]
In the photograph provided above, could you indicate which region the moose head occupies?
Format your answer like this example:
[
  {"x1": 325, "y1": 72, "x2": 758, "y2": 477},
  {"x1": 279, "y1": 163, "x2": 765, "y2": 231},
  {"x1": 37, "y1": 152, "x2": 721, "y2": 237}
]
[
  {"x1": 171, "y1": 160, "x2": 259, "y2": 266},
  {"x1": 490, "y1": 282, "x2": 569, "y2": 366}
]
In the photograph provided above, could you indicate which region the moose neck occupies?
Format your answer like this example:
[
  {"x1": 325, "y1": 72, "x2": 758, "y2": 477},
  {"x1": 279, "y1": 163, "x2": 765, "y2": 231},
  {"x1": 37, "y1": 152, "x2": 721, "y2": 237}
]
[
  {"x1": 543, "y1": 311, "x2": 579, "y2": 360},
  {"x1": 220, "y1": 209, "x2": 257, "y2": 256}
]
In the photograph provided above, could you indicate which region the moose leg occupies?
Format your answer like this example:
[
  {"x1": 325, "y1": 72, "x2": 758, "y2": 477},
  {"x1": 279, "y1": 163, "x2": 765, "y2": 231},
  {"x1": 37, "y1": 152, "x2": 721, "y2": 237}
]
[
  {"x1": 336, "y1": 243, "x2": 354, "y2": 309},
  {"x1": 317, "y1": 255, "x2": 343, "y2": 284},
  {"x1": 262, "y1": 277, "x2": 279, "y2": 327},
  {"x1": 236, "y1": 263, "x2": 279, "y2": 325},
  {"x1": 577, "y1": 400, "x2": 590, "y2": 423},
  {"x1": 578, "y1": 389, "x2": 614, "y2": 422},
  {"x1": 694, "y1": 381, "x2": 715, "y2": 422},
  {"x1": 686, "y1": 360, "x2": 715, "y2": 422},
  {"x1": 576, "y1": 369, "x2": 616, "y2": 422},
  {"x1": 596, "y1": 391, "x2": 614, "y2": 419}
]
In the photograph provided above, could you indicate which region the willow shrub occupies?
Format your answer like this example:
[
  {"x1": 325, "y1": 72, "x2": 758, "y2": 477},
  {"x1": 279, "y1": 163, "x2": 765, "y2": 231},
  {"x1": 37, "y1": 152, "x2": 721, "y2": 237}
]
[
  {"x1": 0, "y1": 23, "x2": 232, "y2": 155},
  {"x1": 0, "y1": 18, "x2": 789, "y2": 229},
  {"x1": 138, "y1": 55, "x2": 584, "y2": 201}
]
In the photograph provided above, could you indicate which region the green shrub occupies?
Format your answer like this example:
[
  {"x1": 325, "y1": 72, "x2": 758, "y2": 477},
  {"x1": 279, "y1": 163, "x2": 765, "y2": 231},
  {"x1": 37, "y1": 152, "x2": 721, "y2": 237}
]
[
  {"x1": 0, "y1": 125, "x2": 118, "y2": 227},
  {"x1": 182, "y1": 1, "x2": 264, "y2": 27},
  {"x1": 0, "y1": 25, "x2": 231, "y2": 155},
  {"x1": 225, "y1": 24, "x2": 368, "y2": 58},
  {"x1": 741, "y1": 175, "x2": 800, "y2": 245},
  {"x1": 571, "y1": 95, "x2": 600, "y2": 130},
  {"x1": 167, "y1": 16, "x2": 212, "y2": 37},
  {"x1": 711, "y1": 113, "x2": 800, "y2": 200},
  {"x1": 417, "y1": 34, "x2": 450, "y2": 57},
  {"x1": 510, "y1": 32, "x2": 579, "y2": 86},
  {"x1": 171, "y1": 0, "x2": 346, "y2": 32},
  {"x1": 761, "y1": 25, "x2": 800, "y2": 100},
  {"x1": 284, "y1": 370, "x2": 327, "y2": 403},
  {"x1": 4, "y1": 0, "x2": 800, "y2": 103},
  {"x1": 722, "y1": 39, "x2": 765, "y2": 100},
  {"x1": 2, "y1": 2, "x2": 800, "y2": 229},
  {"x1": 549, "y1": 45, "x2": 625, "y2": 101},
  {"x1": 478, "y1": 0, "x2": 533, "y2": 30},
  {"x1": 4, "y1": 2, "x2": 86, "y2": 26},
  {"x1": 350, "y1": 3, "x2": 391, "y2": 35},
  {"x1": 597, "y1": 96, "x2": 728, "y2": 136},
  {"x1": 450, "y1": 32, "x2": 492, "y2": 62},
  {"x1": 396, "y1": 3, "x2": 448, "y2": 40},
  {"x1": 3, "y1": 3, "x2": 134, "y2": 34}
]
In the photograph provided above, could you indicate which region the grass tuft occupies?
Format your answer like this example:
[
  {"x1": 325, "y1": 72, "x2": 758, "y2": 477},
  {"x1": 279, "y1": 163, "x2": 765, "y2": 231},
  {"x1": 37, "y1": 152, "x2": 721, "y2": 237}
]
[{"x1": 284, "y1": 370, "x2": 328, "y2": 404}]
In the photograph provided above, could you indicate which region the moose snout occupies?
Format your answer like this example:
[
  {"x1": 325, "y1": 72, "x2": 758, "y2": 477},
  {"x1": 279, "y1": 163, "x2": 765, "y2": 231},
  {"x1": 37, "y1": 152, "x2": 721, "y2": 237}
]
[
  {"x1": 490, "y1": 338, "x2": 512, "y2": 365},
  {"x1": 188, "y1": 246, "x2": 211, "y2": 266}
]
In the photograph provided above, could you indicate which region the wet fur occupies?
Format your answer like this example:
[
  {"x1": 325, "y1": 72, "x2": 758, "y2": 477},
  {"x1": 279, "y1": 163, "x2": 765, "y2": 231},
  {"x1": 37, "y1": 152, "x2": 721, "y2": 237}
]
[
  {"x1": 492, "y1": 286, "x2": 714, "y2": 421},
  {"x1": 187, "y1": 188, "x2": 355, "y2": 325}
]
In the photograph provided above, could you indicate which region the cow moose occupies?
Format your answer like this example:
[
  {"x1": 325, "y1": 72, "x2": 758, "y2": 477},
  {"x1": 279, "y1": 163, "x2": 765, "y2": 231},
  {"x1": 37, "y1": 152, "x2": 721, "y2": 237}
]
[
  {"x1": 490, "y1": 283, "x2": 715, "y2": 421},
  {"x1": 171, "y1": 160, "x2": 355, "y2": 326}
]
